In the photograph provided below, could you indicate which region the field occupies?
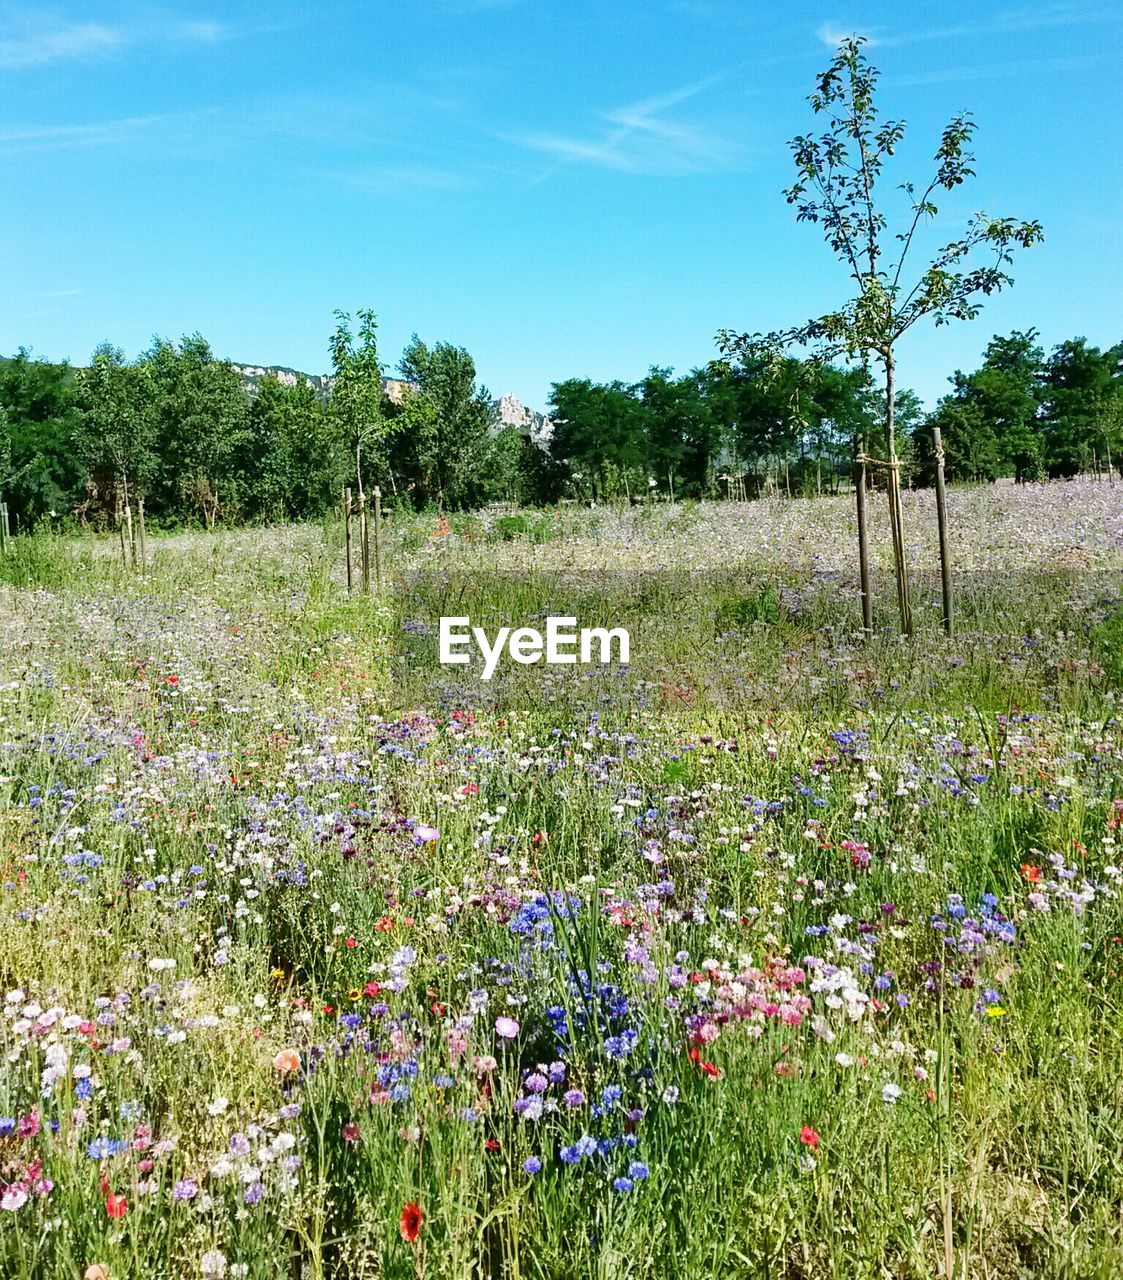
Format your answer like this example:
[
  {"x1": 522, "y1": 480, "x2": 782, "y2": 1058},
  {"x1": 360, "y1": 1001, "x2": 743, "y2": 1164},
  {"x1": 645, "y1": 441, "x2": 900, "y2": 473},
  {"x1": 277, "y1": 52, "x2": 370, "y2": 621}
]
[{"x1": 2, "y1": 478, "x2": 1123, "y2": 1279}]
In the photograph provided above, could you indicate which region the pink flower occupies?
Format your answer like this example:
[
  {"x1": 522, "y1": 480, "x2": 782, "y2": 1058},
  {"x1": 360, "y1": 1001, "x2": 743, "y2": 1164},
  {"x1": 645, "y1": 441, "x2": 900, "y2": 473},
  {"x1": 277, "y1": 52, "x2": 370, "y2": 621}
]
[
  {"x1": 412, "y1": 825, "x2": 440, "y2": 845},
  {"x1": 272, "y1": 1048, "x2": 300, "y2": 1074},
  {"x1": 1, "y1": 1183, "x2": 29, "y2": 1212},
  {"x1": 494, "y1": 1016, "x2": 519, "y2": 1040}
]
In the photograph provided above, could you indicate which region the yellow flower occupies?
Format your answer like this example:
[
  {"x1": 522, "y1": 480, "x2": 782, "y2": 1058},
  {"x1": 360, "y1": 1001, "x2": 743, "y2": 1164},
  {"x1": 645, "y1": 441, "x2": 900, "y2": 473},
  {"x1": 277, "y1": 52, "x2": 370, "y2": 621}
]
[{"x1": 985, "y1": 1005, "x2": 1006, "y2": 1018}]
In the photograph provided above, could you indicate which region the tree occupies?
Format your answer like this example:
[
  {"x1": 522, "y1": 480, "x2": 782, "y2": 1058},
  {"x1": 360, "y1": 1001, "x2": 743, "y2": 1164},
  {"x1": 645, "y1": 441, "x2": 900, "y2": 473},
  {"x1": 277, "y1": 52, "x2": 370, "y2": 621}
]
[
  {"x1": 394, "y1": 336, "x2": 492, "y2": 509},
  {"x1": 548, "y1": 379, "x2": 646, "y2": 500},
  {"x1": 329, "y1": 309, "x2": 398, "y2": 504},
  {"x1": 916, "y1": 331, "x2": 1044, "y2": 483},
  {"x1": 0, "y1": 350, "x2": 82, "y2": 526},
  {"x1": 243, "y1": 375, "x2": 342, "y2": 520},
  {"x1": 1040, "y1": 338, "x2": 1123, "y2": 477},
  {"x1": 141, "y1": 335, "x2": 251, "y2": 526},
  {"x1": 74, "y1": 344, "x2": 156, "y2": 523},
  {"x1": 718, "y1": 35, "x2": 1042, "y2": 633}
]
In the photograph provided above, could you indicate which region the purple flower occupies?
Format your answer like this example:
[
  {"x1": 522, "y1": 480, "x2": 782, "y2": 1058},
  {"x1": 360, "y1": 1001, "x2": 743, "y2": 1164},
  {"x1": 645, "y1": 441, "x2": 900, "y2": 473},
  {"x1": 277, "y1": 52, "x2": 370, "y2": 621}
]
[
  {"x1": 563, "y1": 1089, "x2": 586, "y2": 1108},
  {"x1": 523, "y1": 1157, "x2": 542, "y2": 1175},
  {"x1": 173, "y1": 1179, "x2": 198, "y2": 1201}
]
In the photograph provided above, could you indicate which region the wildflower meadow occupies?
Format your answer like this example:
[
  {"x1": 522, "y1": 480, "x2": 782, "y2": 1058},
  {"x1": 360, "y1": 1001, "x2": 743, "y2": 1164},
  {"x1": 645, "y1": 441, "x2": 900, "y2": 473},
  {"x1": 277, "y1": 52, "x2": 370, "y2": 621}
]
[{"x1": 2, "y1": 479, "x2": 1123, "y2": 1279}]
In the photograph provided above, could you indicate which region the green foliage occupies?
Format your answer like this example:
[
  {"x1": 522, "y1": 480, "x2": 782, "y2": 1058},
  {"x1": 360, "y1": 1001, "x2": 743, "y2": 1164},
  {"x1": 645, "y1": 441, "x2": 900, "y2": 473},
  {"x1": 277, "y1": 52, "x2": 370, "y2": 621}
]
[
  {"x1": 0, "y1": 350, "x2": 82, "y2": 527},
  {"x1": 242, "y1": 375, "x2": 344, "y2": 521},
  {"x1": 390, "y1": 336, "x2": 491, "y2": 509},
  {"x1": 330, "y1": 309, "x2": 400, "y2": 495}
]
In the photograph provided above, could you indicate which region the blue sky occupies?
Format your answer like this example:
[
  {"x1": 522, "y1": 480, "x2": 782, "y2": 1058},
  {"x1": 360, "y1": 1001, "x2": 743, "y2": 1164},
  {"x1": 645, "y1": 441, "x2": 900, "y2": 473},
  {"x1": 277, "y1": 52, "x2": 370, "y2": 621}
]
[{"x1": 3, "y1": 0, "x2": 1120, "y2": 411}]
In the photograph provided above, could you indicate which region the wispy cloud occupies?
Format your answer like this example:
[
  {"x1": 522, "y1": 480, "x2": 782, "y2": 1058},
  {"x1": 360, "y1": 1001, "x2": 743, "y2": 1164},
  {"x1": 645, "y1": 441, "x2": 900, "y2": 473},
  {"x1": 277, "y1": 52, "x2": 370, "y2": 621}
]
[
  {"x1": 886, "y1": 52, "x2": 1109, "y2": 87},
  {"x1": 506, "y1": 76, "x2": 741, "y2": 177},
  {"x1": 817, "y1": 3, "x2": 1119, "y2": 51},
  {"x1": 0, "y1": 113, "x2": 205, "y2": 151},
  {"x1": 0, "y1": 11, "x2": 226, "y2": 71}
]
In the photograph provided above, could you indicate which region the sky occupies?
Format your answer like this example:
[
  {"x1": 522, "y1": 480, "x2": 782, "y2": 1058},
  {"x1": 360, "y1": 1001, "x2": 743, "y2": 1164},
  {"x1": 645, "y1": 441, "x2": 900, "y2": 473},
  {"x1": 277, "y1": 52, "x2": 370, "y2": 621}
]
[{"x1": 2, "y1": 0, "x2": 1121, "y2": 412}]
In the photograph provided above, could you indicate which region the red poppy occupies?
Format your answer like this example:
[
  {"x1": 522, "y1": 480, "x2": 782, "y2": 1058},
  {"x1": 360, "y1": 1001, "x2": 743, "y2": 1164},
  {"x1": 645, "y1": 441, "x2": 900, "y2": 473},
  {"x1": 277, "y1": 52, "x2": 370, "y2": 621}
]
[
  {"x1": 344, "y1": 937, "x2": 358, "y2": 949},
  {"x1": 399, "y1": 1201, "x2": 422, "y2": 1243},
  {"x1": 799, "y1": 1126, "x2": 820, "y2": 1150},
  {"x1": 1021, "y1": 864, "x2": 1043, "y2": 883},
  {"x1": 105, "y1": 1193, "x2": 128, "y2": 1219}
]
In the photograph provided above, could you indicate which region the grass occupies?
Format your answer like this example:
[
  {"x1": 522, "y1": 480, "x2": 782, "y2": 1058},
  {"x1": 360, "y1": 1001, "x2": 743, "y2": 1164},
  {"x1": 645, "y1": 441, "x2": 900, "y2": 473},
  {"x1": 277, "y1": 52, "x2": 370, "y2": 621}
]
[{"x1": 0, "y1": 485, "x2": 1121, "y2": 1278}]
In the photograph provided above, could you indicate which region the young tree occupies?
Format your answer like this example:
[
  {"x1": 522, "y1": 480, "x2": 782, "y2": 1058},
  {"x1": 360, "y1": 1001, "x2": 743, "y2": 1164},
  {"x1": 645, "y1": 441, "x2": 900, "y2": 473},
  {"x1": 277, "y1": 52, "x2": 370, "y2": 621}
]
[
  {"x1": 329, "y1": 309, "x2": 398, "y2": 503},
  {"x1": 718, "y1": 35, "x2": 1042, "y2": 633},
  {"x1": 74, "y1": 344, "x2": 156, "y2": 524}
]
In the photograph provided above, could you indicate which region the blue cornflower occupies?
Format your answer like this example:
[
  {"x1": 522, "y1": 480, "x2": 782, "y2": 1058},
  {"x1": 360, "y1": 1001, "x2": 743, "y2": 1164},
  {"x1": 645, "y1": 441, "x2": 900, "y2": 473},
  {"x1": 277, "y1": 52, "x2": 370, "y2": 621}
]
[
  {"x1": 627, "y1": 1161, "x2": 649, "y2": 1180},
  {"x1": 523, "y1": 1157, "x2": 542, "y2": 1175},
  {"x1": 87, "y1": 1137, "x2": 127, "y2": 1159},
  {"x1": 613, "y1": 1176, "x2": 634, "y2": 1192}
]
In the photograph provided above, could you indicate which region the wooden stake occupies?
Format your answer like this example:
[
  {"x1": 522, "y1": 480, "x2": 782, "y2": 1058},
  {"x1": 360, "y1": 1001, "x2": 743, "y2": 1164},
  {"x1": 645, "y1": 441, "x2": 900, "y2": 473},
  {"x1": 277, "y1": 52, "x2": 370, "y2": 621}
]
[
  {"x1": 373, "y1": 485, "x2": 383, "y2": 592},
  {"x1": 359, "y1": 491, "x2": 371, "y2": 594},
  {"x1": 0, "y1": 502, "x2": 9, "y2": 554},
  {"x1": 932, "y1": 426, "x2": 954, "y2": 637},
  {"x1": 136, "y1": 497, "x2": 147, "y2": 568},
  {"x1": 343, "y1": 487, "x2": 353, "y2": 594},
  {"x1": 124, "y1": 500, "x2": 136, "y2": 567},
  {"x1": 855, "y1": 437, "x2": 873, "y2": 637},
  {"x1": 118, "y1": 509, "x2": 129, "y2": 570}
]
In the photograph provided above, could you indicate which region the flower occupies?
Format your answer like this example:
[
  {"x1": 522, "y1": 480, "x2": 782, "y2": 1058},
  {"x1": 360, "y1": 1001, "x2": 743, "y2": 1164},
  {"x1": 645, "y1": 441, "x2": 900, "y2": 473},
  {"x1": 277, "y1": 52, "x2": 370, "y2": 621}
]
[
  {"x1": 413, "y1": 825, "x2": 440, "y2": 845},
  {"x1": 84, "y1": 1267, "x2": 113, "y2": 1280},
  {"x1": 342, "y1": 1123, "x2": 360, "y2": 1142},
  {"x1": 272, "y1": 1048, "x2": 300, "y2": 1074},
  {"x1": 173, "y1": 1179, "x2": 198, "y2": 1201},
  {"x1": 522, "y1": 1157, "x2": 542, "y2": 1175},
  {"x1": 399, "y1": 1201, "x2": 422, "y2": 1243},
  {"x1": 881, "y1": 1083, "x2": 902, "y2": 1105},
  {"x1": 494, "y1": 1016, "x2": 519, "y2": 1040},
  {"x1": 1, "y1": 1184, "x2": 29, "y2": 1212},
  {"x1": 105, "y1": 1193, "x2": 128, "y2": 1219},
  {"x1": 799, "y1": 1126, "x2": 820, "y2": 1150},
  {"x1": 200, "y1": 1252, "x2": 227, "y2": 1279}
]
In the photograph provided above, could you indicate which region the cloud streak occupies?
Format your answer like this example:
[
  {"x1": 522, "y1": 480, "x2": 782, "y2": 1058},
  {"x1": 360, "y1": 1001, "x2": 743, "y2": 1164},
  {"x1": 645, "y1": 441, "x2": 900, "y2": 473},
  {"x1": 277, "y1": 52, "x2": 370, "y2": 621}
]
[
  {"x1": 817, "y1": 3, "x2": 1119, "y2": 51},
  {"x1": 0, "y1": 12, "x2": 225, "y2": 70},
  {"x1": 506, "y1": 75, "x2": 741, "y2": 177}
]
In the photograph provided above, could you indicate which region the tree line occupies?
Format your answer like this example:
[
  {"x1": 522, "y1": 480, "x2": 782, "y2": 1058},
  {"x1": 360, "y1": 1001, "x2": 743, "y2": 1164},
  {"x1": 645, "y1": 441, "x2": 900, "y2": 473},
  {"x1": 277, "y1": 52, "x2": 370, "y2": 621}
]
[
  {"x1": 1, "y1": 320, "x2": 1119, "y2": 530},
  {"x1": 0, "y1": 315, "x2": 562, "y2": 530}
]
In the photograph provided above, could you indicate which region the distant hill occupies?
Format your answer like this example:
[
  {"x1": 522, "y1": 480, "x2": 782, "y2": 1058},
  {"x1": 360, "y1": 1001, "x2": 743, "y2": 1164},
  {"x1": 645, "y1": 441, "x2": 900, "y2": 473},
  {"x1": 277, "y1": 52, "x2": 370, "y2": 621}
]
[{"x1": 231, "y1": 363, "x2": 551, "y2": 438}]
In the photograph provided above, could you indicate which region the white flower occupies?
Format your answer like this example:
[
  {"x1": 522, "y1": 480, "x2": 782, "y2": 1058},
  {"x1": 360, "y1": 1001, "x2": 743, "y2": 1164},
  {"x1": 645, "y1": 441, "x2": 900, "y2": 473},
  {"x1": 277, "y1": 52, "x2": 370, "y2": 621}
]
[
  {"x1": 207, "y1": 1096, "x2": 229, "y2": 1116},
  {"x1": 201, "y1": 1250, "x2": 227, "y2": 1278},
  {"x1": 834, "y1": 1052, "x2": 854, "y2": 1068},
  {"x1": 881, "y1": 1082, "x2": 902, "y2": 1105}
]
